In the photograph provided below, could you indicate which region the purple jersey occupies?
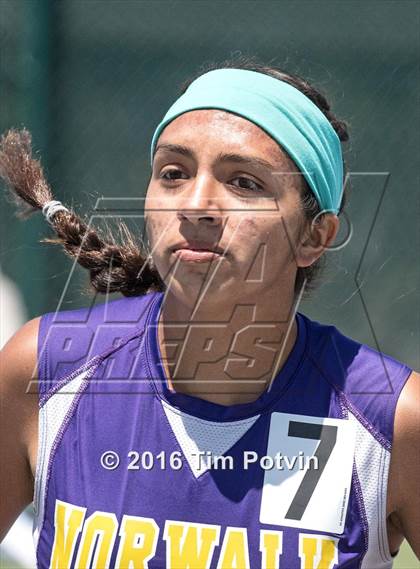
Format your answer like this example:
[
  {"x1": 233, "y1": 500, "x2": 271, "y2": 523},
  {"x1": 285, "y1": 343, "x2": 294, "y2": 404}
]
[{"x1": 33, "y1": 291, "x2": 412, "y2": 568}]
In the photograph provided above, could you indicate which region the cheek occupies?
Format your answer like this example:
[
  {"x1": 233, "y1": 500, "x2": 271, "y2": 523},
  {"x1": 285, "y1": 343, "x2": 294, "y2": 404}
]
[
  {"x1": 144, "y1": 214, "x2": 157, "y2": 245},
  {"x1": 232, "y1": 214, "x2": 299, "y2": 283},
  {"x1": 145, "y1": 213, "x2": 171, "y2": 257},
  {"x1": 144, "y1": 190, "x2": 168, "y2": 246},
  {"x1": 234, "y1": 215, "x2": 287, "y2": 256}
]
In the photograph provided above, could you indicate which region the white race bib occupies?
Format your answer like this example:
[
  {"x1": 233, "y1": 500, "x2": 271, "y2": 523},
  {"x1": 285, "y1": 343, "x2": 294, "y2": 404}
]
[{"x1": 259, "y1": 412, "x2": 355, "y2": 534}]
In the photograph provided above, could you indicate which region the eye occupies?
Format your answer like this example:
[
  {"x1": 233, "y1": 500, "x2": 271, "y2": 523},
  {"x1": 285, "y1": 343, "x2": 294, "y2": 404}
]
[
  {"x1": 230, "y1": 176, "x2": 264, "y2": 192},
  {"x1": 160, "y1": 168, "x2": 188, "y2": 182}
]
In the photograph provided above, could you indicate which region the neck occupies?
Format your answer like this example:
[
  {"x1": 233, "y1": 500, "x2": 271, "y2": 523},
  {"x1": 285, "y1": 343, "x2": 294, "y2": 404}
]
[{"x1": 156, "y1": 286, "x2": 299, "y2": 406}]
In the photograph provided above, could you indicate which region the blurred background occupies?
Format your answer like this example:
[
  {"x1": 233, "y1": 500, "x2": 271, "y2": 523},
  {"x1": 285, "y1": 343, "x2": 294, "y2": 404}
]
[{"x1": 0, "y1": 1, "x2": 418, "y2": 567}]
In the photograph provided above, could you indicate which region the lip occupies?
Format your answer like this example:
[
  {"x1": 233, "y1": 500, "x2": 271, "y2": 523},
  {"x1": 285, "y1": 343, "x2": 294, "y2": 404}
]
[
  {"x1": 172, "y1": 240, "x2": 225, "y2": 253},
  {"x1": 173, "y1": 249, "x2": 222, "y2": 263}
]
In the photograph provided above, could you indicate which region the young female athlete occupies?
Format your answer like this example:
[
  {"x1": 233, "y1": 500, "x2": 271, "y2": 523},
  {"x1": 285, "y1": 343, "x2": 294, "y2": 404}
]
[{"x1": 1, "y1": 58, "x2": 419, "y2": 569}]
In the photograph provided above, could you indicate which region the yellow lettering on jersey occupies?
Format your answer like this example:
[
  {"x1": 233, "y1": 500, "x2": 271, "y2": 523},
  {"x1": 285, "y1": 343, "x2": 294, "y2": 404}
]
[
  {"x1": 259, "y1": 530, "x2": 283, "y2": 569},
  {"x1": 49, "y1": 500, "x2": 86, "y2": 569},
  {"x1": 299, "y1": 534, "x2": 338, "y2": 569},
  {"x1": 163, "y1": 520, "x2": 220, "y2": 569},
  {"x1": 217, "y1": 527, "x2": 250, "y2": 569},
  {"x1": 75, "y1": 511, "x2": 118, "y2": 569},
  {"x1": 115, "y1": 515, "x2": 159, "y2": 568}
]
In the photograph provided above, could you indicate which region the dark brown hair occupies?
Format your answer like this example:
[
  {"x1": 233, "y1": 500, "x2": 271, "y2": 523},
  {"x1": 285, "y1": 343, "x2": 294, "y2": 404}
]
[
  {"x1": 179, "y1": 56, "x2": 349, "y2": 295},
  {"x1": 0, "y1": 56, "x2": 349, "y2": 297}
]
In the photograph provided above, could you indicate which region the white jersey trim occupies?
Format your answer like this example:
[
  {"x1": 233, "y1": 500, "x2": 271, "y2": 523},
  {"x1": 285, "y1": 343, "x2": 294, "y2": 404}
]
[
  {"x1": 349, "y1": 411, "x2": 393, "y2": 569},
  {"x1": 161, "y1": 399, "x2": 260, "y2": 478},
  {"x1": 32, "y1": 370, "x2": 89, "y2": 552}
]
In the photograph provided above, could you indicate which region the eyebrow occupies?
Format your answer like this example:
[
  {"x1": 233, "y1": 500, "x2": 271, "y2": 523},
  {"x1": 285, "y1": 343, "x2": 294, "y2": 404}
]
[{"x1": 154, "y1": 143, "x2": 277, "y2": 172}]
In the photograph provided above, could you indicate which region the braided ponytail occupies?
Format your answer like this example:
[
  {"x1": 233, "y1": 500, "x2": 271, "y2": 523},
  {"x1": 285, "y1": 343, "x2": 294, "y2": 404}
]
[
  {"x1": 0, "y1": 129, "x2": 164, "y2": 296},
  {"x1": 1, "y1": 58, "x2": 349, "y2": 298}
]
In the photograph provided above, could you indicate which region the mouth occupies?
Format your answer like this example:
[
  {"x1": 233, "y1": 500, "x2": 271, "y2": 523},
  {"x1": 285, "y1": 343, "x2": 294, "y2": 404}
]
[
  {"x1": 173, "y1": 249, "x2": 222, "y2": 263},
  {"x1": 171, "y1": 241, "x2": 226, "y2": 263}
]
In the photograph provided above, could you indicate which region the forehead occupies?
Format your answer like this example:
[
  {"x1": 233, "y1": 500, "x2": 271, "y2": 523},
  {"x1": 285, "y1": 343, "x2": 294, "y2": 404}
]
[{"x1": 156, "y1": 109, "x2": 295, "y2": 170}]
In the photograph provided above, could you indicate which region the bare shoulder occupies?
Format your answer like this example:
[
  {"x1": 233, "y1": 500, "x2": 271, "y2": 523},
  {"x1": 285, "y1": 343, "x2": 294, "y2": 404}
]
[
  {"x1": 387, "y1": 370, "x2": 420, "y2": 557},
  {"x1": 1, "y1": 315, "x2": 40, "y2": 372},
  {"x1": 0, "y1": 316, "x2": 40, "y2": 542},
  {"x1": 1, "y1": 316, "x2": 40, "y2": 417}
]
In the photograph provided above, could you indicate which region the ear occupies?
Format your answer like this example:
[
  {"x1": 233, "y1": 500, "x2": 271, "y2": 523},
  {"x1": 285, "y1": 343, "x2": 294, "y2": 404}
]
[{"x1": 295, "y1": 214, "x2": 340, "y2": 268}]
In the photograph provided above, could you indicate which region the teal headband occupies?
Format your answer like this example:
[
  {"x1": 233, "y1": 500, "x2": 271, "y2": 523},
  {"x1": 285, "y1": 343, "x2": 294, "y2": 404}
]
[{"x1": 150, "y1": 68, "x2": 343, "y2": 214}]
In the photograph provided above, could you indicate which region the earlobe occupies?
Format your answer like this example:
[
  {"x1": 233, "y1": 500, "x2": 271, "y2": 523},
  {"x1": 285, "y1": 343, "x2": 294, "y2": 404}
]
[{"x1": 296, "y1": 214, "x2": 340, "y2": 268}]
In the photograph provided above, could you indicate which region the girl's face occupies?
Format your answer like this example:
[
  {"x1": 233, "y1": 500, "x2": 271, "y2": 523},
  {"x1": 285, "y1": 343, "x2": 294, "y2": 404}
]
[{"x1": 145, "y1": 109, "x2": 310, "y2": 306}]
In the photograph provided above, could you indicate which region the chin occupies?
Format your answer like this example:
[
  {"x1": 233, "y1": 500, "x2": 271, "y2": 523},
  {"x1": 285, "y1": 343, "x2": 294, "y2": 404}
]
[{"x1": 168, "y1": 276, "x2": 233, "y2": 305}]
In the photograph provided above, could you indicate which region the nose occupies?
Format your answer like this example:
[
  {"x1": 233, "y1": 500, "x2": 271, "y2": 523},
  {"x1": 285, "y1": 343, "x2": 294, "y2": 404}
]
[{"x1": 176, "y1": 172, "x2": 223, "y2": 227}]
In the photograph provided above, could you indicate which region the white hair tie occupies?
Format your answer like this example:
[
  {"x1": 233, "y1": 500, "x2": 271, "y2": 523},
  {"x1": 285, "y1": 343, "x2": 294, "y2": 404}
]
[{"x1": 42, "y1": 200, "x2": 69, "y2": 224}]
